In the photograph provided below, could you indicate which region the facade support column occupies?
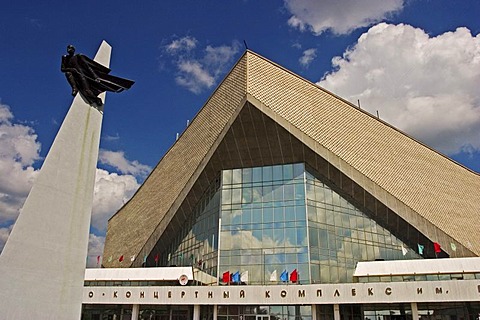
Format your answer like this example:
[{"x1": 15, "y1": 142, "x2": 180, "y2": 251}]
[
  {"x1": 333, "y1": 304, "x2": 340, "y2": 320},
  {"x1": 131, "y1": 304, "x2": 139, "y2": 320},
  {"x1": 411, "y1": 302, "x2": 419, "y2": 320},
  {"x1": 193, "y1": 304, "x2": 201, "y2": 320},
  {"x1": 311, "y1": 304, "x2": 317, "y2": 320},
  {"x1": 213, "y1": 305, "x2": 218, "y2": 320}
]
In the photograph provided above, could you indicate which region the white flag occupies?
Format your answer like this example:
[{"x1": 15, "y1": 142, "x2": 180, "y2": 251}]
[
  {"x1": 130, "y1": 255, "x2": 135, "y2": 262},
  {"x1": 241, "y1": 271, "x2": 249, "y2": 283},
  {"x1": 401, "y1": 244, "x2": 408, "y2": 256},
  {"x1": 270, "y1": 270, "x2": 277, "y2": 281}
]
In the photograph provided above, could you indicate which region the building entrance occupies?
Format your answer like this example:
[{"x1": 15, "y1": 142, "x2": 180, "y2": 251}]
[{"x1": 256, "y1": 315, "x2": 270, "y2": 320}]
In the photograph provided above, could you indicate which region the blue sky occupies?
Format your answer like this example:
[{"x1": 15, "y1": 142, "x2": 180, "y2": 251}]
[{"x1": 1, "y1": 0, "x2": 479, "y2": 266}]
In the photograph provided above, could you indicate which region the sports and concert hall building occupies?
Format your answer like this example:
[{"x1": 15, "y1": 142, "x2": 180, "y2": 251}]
[{"x1": 82, "y1": 51, "x2": 480, "y2": 320}]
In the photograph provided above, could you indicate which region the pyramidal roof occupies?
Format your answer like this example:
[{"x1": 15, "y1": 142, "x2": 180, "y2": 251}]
[{"x1": 103, "y1": 51, "x2": 480, "y2": 267}]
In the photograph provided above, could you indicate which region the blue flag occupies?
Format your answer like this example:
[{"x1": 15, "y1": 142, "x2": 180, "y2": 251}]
[
  {"x1": 280, "y1": 270, "x2": 288, "y2": 282},
  {"x1": 232, "y1": 271, "x2": 241, "y2": 283},
  {"x1": 418, "y1": 244, "x2": 424, "y2": 255}
]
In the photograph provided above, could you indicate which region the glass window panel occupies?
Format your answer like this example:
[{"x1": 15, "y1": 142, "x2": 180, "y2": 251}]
[
  {"x1": 295, "y1": 183, "x2": 305, "y2": 200},
  {"x1": 242, "y1": 168, "x2": 252, "y2": 184},
  {"x1": 252, "y1": 208, "x2": 262, "y2": 224},
  {"x1": 285, "y1": 206, "x2": 295, "y2": 221},
  {"x1": 285, "y1": 228, "x2": 296, "y2": 246},
  {"x1": 297, "y1": 228, "x2": 307, "y2": 246},
  {"x1": 232, "y1": 188, "x2": 242, "y2": 204},
  {"x1": 263, "y1": 166, "x2": 272, "y2": 182},
  {"x1": 274, "y1": 207, "x2": 284, "y2": 222},
  {"x1": 262, "y1": 185, "x2": 273, "y2": 202},
  {"x1": 242, "y1": 187, "x2": 252, "y2": 203},
  {"x1": 222, "y1": 189, "x2": 232, "y2": 205},
  {"x1": 283, "y1": 164, "x2": 293, "y2": 180},
  {"x1": 232, "y1": 169, "x2": 242, "y2": 184},
  {"x1": 307, "y1": 205, "x2": 316, "y2": 220},
  {"x1": 272, "y1": 165, "x2": 283, "y2": 180},
  {"x1": 252, "y1": 186, "x2": 262, "y2": 202},
  {"x1": 274, "y1": 228, "x2": 284, "y2": 244},
  {"x1": 309, "y1": 227, "x2": 319, "y2": 247},
  {"x1": 284, "y1": 184, "x2": 294, "y2": 200},
  {"x1": 222, "y1": 170, "x2": 232, "y2": 185},
  {"x1": 293, "y1": 163, "x2": 304, "y2": 179},
  {"x1": 252, "y1": 167, "x2": 262, "y2": 182},
  {"x1": 273, "y1": 185, "x2": 283, "y2": 201},
  {"x1": 264, "y1": 207, "x2": 273, "y2": 223},
  {"x1": 295, "y1": 206, "x2": 306, "y2": 221},
  {"x1": 242, "y1": 209, "x2": 251, "y2": 225}
]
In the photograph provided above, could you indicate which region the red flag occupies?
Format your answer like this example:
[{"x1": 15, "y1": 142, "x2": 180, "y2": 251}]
[
  {"x1": 434, "y1": 242, "x2": 441, "y2": 253},
  {"x1": 96, "y1": 255, "x2": 100, "y2": 265},
  {"x1": 290, "y1": 269, "x2": 298, "y2": 283},
  {"x1": 154, "y1": 253, "x2": 159, "y2": 263},
  {"x1": 222, "y1": 271, "x2": 230, "y2": 284},
  {"x1": 119, "y1": 255, "x2": 124, "y2": 262}
]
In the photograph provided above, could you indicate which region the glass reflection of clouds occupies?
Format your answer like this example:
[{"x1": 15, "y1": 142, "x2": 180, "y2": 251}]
[{"x1": 219, "y1": 163, "x2": 421, "y2": 285}]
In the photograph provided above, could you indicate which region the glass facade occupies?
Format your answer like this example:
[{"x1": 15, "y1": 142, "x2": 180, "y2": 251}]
[{"x1": 219, "y1": 163, "x2": 420, "y2": 284}]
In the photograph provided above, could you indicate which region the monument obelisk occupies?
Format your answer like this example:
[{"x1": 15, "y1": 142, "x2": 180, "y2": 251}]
[{"x1": 0, "y1": 41, "x2": 124, "y2": 319}]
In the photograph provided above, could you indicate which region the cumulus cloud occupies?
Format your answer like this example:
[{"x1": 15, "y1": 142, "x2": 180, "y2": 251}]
[
  {"x1": 299, "y1": 48, "x2": 317, "y2": 67},
  {"x1": 319, "y1": 23, "x2": 480, "y2": 154},
  {"x1": 99, "y1": 149, "x2": 151, "y2": 178},
  {"x1": 0, "y1": 103, "x2": 40, "y2": 224},
  {"x1": 285, "y1": 0, "x2": 404, "y2": 35},
  {"x1": 165, "y1": 36, "x2": 198, "y2": 53},
  {"x1": 91, "y1": 168, "x2": 140, "y2": 232},
  {"x1": 163, "y1": 36, "x2": 241, "y2": 93}
]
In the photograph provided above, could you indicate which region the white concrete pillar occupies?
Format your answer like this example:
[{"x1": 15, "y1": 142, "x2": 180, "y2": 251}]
[
  {"x1": 411, "y1": 302, "x2": 419, "y2": 320},
  {"x1": 194, "y1": 305, "x2": 201, "y2": 320},
  {"x1": 213, "y1": 305, "x2": 218, "y2": 320},
  {"x1": 311, "y1": 304, "x2": 317, "y2": 320},
  {"x1": 333, "y1": 304, "x2": 340, "y2": 320},
  {"x1": 132, "y1": 304, "x2": 140, "y2": 320},
  {"x1": 0, "y1": 41, "x2": 111, "y2": 320}
]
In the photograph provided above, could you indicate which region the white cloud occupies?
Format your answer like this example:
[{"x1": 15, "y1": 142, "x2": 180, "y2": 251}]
[
  {"x1": 319, "y1": 23, "x2": 480, "y2": 154},
  {"x1": 175, "y1": 60, "x2": 215, "y2": 94},
  {"x1": 165, "y1": 36, "x2": 198, "y2": 53},
  {"x1": 299, "y1": 48, "x2": 317, "y2": 67},
  {"x1": 0, "y1": 103, "x2": 40, "y2": 224},
  {"x1": 285, "y1": 0, "x2": 404, "y2": 35},
  {"x1": 91, "y1": 168, "x2": 140, "y2": 232},
  {"x1": 98, "y1": 149, "x2": 151, "y2": 178},
  {"x1": 164, "y1": 37, "x2": 241, "y2": 93}
]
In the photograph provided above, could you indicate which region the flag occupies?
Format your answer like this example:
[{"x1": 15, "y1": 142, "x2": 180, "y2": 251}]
[
  {"x1": 280, "y1": 270, "x2": 288, "y2": 282},
  {"x1": 97, "y1": 255, "x2": 101, "y2": 265},
  {"x1": 108, "y1": 255, "x2": 113, "y2": 262},
  {"x1": 270, "y1": 270, "x2": 277, "y2": 281},
  {"x1": 434, "y1": 242, "x2": 441, "y2": 253},
  {"x1": 154, "y1": 253, "x2": 159, "y2": 265},
  {"x1": 417, "y1": 244, "x2": 424, "y2": 255},
  {"x1": 232, "y1": 271, "x2": 240, "y2": 283},
  {"x1": 119, "y1": 255, "x2": 124, "y2": 262},
  {"x1": 401, "y1": 244, "x2": 408, "y2": 256},
  {"x1": 450, "y1": 243, "x2": 457, "y2": 251},
  {"x1": 290, "y1": 269, "x2": 298, "y2": 283},
  {"x1": 240, "y1": 271, "x2": 249, "y2": 283},
  {"x1": 222, "y1": 271, "x2": 230, "y2": 284}
]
